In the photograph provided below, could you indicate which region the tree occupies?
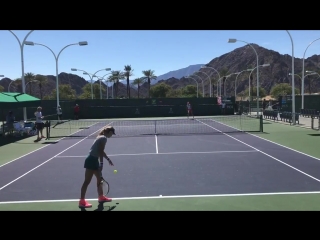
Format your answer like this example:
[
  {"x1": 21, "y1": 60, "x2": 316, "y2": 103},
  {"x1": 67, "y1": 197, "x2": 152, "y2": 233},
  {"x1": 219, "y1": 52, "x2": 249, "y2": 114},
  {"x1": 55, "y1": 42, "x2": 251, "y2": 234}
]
[
  {"x1": 124, "y1": 65, "x2": 133, "y2": 98},
  {"x1": 45, "y1": 84, "x2": 77, "y2": 100},
  {"x1": 270, "y1": 83, "x2": 299, "y2": 99},
  {"x1": 107, "y1": 71, "x2": 125, "y2": 99},
  {"x1": 24, "y1": 72, "x2": 35, "y2": 95},
  {"x1": 150, "y1": 83, "x2": 171, "y2": 98},
  {"x1": 181, "y1": 85, "x2": 199, "y2": 98},
  {"x1": 142, "y1": 70, "x2": 157, "y2": 98},
  {"x1": 166, "y1": 89, "x2": 182, "y2": 98},
  {"x1": 243, "y1": 87, "x2": 267, "y2": 100},
  {"x1": 0, "y1": 85, "x2": 4, "y2": 92},
  {"x1": 78, "y1": 83, "x2": 106, "y2": 99},
  {"x1": 34, "y1": 75, "x2": 48, "y2": 100},
  {"x1": 132, "y1": 77, "x2": 145, "y2": 98}
]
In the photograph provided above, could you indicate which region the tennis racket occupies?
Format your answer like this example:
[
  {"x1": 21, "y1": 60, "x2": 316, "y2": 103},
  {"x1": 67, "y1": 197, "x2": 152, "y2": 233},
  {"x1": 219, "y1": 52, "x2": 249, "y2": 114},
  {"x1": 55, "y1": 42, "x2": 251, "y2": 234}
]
[{"x1": 100, "y1": 172, "x2": 110, "y2": 195}]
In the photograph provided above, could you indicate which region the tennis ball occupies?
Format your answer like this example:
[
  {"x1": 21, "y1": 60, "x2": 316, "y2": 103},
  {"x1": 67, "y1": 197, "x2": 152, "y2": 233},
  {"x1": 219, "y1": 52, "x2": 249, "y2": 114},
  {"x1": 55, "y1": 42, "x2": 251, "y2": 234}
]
[{"x1": 114, "y1": 170, "x2": 117, "y2": 174}]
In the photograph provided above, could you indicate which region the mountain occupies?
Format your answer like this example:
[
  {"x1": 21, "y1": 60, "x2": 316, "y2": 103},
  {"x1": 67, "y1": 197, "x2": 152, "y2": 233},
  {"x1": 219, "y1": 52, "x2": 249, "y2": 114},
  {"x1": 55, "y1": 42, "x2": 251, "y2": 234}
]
[
  {"x1": 151, "y1": 44, "x2": 320, "y2": 97},
  {"x1": 153, "y1": 64, "x2": 204, "y2": 84},
  {"x1": 1, "y1": 44, "x2": 320, "y2": 99}
]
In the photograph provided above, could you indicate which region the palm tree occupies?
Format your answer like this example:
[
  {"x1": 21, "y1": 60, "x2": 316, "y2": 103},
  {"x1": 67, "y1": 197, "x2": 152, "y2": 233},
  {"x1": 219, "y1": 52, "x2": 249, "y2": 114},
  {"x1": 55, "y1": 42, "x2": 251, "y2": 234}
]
[
  {"x1": 124, "y1": 65, "x2": 133, "y2": 98},
  {"x1": 107, "y1": 71, "x2": 125, "y2": 99},
  {"x1": 142, "y1": 70, "x2": 157, "y2": 98},
  {"x1": 132, "y1": 77, "x2": 146, "y2": 98},
  {"x1": 24, "y1": 72, "x2": 35, "y2": 95},
  {"x1": 34, "y1": 75, "x2": 48, "y2": 100}
]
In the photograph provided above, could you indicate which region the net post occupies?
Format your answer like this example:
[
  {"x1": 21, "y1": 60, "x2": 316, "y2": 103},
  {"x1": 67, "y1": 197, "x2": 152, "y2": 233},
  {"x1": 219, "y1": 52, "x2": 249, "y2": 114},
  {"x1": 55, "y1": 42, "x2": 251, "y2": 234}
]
[
  {"x1": 259, "y1": 114, "x2": 263, "y2": 132},
  {"x1": 47, "y1": 120, "x2": 51, "y2": 139},
  {"x1": 45, "y1": 121, "x2": 48, "y2": 140},
  {"x1": 154, "y1": 120, "x2": 157, "y2": 135},
  {"x1": 311, "y1": 116, "x2": 314, "y2": 130}
]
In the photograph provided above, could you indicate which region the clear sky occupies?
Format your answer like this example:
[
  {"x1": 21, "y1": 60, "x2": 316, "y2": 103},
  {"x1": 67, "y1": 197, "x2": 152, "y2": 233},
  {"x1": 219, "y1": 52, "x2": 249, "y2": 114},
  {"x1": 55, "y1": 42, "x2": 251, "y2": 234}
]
[{"x1": 1, "y1": 30, "x2": 320, "y2": 81}]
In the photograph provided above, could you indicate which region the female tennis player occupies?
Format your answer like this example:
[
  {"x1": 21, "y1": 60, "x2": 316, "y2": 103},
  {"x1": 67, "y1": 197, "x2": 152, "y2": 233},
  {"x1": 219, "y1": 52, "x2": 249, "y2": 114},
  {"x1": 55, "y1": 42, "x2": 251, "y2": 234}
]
[{"x1": 79, "y1": 126, "x2": 115, "y2": 208}]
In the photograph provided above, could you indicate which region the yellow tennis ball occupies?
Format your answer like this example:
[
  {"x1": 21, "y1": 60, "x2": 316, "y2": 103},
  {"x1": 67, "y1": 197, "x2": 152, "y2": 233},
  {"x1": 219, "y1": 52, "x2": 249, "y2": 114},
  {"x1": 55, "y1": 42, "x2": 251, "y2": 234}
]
[{"x1": 114, "y1": 170, "x2": 117, "y2": 174}]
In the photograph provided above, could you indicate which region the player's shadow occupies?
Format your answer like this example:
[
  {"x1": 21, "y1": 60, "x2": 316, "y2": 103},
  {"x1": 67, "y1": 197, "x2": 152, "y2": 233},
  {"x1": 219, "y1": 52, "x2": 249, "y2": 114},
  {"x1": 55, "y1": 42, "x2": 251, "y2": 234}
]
[{"x1": 80, "y1": 203, "x2": 118, "y2": 211}]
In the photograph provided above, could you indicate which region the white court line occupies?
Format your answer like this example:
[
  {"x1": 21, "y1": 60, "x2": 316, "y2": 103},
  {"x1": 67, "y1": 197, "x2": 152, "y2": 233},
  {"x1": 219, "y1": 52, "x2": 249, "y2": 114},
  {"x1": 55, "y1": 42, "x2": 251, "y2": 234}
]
[
  {"x1": 54, "y1": 150, "x2": 257, "y2": 158},
  {"x1": 0, "y1": 122, "x2": 113, "y2": 192},
  {"x1": 155, "y1": 135, "x2": 158, "y2": 154},
  {"x1": 197, "y1": 119, "x2": 320, "y2": 183},
  {"x1": 114, "y1": 123, "x2": 204, "y2": 128},
  {"x1": 0, "y1": 122, "x2": 101, "y2": 169},
  {"x1": 1, "y1": 190, "x2": 320, "y2": 204},
  {"x1": 211, "y1": 118, "x2": 320, "y2": 162}
]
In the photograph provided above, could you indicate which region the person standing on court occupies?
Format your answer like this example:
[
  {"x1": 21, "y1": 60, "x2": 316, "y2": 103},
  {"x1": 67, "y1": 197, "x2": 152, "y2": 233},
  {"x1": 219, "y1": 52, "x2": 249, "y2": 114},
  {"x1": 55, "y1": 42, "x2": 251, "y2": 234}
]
[
  {"x1": 74, "y1": 104, "x2": 80, "y2": 120},
  {"x1": 34, "y1": 106, "x2": 45, "y2": 142},
  {"x1": 79, "y1": 126, "x2": 116, "y2": 208},
  {"x1": 187, "y1": 102, "x2": 194, "y2": 119},
  {"x1": 57, "y1": 105, "x2": 63, "y2": 123}
]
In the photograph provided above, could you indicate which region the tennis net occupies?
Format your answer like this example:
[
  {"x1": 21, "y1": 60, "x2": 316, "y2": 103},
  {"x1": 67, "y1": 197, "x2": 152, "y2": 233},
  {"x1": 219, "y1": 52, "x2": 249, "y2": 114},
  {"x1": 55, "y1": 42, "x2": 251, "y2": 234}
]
[{"x1": 46, "y1": 115, "x2": 263, "y2": 139}]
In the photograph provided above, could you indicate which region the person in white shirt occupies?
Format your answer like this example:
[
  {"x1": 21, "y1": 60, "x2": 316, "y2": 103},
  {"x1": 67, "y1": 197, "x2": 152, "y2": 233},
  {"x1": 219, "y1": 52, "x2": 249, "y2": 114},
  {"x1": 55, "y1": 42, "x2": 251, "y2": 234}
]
[
  {"x1": 57, "y1": 105, "x2": 62, "y2": 123},
  {"x1": 34, "y1": 106, "x2": 45, "y2": 141}
]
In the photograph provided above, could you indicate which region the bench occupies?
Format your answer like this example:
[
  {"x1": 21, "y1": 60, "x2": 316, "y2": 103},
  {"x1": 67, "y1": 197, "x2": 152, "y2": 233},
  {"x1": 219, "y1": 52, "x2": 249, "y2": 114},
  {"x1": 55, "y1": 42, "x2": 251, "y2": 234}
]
[
  {"x1": 300, "y1": 109, "x2": 319, "y2": 118},
  {"x1": 263, "y1": 110, "x2": 278, "y2": 121},
  {"x1": 279, "y1": 112, "x2": 299, "y2": 124}
]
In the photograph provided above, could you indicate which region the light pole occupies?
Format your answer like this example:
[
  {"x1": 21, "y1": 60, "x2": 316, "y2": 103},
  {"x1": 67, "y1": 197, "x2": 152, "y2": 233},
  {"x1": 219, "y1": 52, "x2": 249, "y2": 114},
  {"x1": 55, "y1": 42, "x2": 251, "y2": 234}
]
[
  {"x1": 305, "y1": 71, "x2": 320, "y2": 78},
  {"x1": 25, "y1": 41, "x2": 88, "y2": 109},
  {"x1": 228, "y1": 38, "x2": 260, "y2": 116},
  {"x1": 192, "y1": 73, "x2": 205, "y2": 96},
  {"x1": 200, "y1": 66, "x2": 221, "y2": 97},
  {"x1": 95, "y1": 72, "x2": 112, "y2": 99},
  {"x1": 186, "y1": 76, "x2": 199, "y2": 98},
  {"x1": 247, "y1": 64, "x2": 270, "y2": 102},
  {"x1": 234, "y1": 69, "x2": 252, "y2": 98},
  {"x1": 223, "y1": 73, "x2": 238, "y2": 96},
  {"x1": 285, "y1": 30, "x2": 295, "y2": 125},
  {"x1": 217, "y1": 77, "x2": 224, "y2": 97},
  {"x1": 8, "y1": 30, "x2": 34, "y2": 121},
  {"x1": 301, "y1": 38, "x2": 320, "y2": 109},
  {"x1": 289, "y1": 72, "x2": 317, "y2": 95},
  {"x1": 71, "y1": 68, "x2": 111, "y2": 99},
  {"x1": 197, "y1": 71, "x2": 212, "y2": 97},
  {"x1": 8, "y1": 80, "x2": 16, "y2": 92},
  {"x1": 25, "y1": 80, "x2": 39, "y2": 89}
]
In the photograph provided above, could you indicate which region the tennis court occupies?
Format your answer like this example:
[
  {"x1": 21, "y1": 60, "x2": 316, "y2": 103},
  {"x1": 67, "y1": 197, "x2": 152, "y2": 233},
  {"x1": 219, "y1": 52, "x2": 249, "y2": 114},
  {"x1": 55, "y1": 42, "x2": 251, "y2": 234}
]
[{"x1": 1, "y1": 115, "x2": 320, "y2": 211}]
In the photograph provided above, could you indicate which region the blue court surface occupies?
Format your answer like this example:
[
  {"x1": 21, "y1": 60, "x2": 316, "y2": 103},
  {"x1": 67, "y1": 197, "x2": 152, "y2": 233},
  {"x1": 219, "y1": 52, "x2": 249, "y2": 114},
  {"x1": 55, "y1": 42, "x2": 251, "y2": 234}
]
[{"x1": 1, "y1": 117, "x2": 320, "y2": 210}]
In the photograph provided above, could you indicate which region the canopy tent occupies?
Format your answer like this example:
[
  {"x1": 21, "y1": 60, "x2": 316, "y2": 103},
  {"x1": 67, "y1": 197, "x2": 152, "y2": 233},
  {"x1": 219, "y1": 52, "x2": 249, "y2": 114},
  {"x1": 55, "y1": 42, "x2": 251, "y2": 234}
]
[{"x1": 0, "y1": 92, "x2": 41, "y2": 108}]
